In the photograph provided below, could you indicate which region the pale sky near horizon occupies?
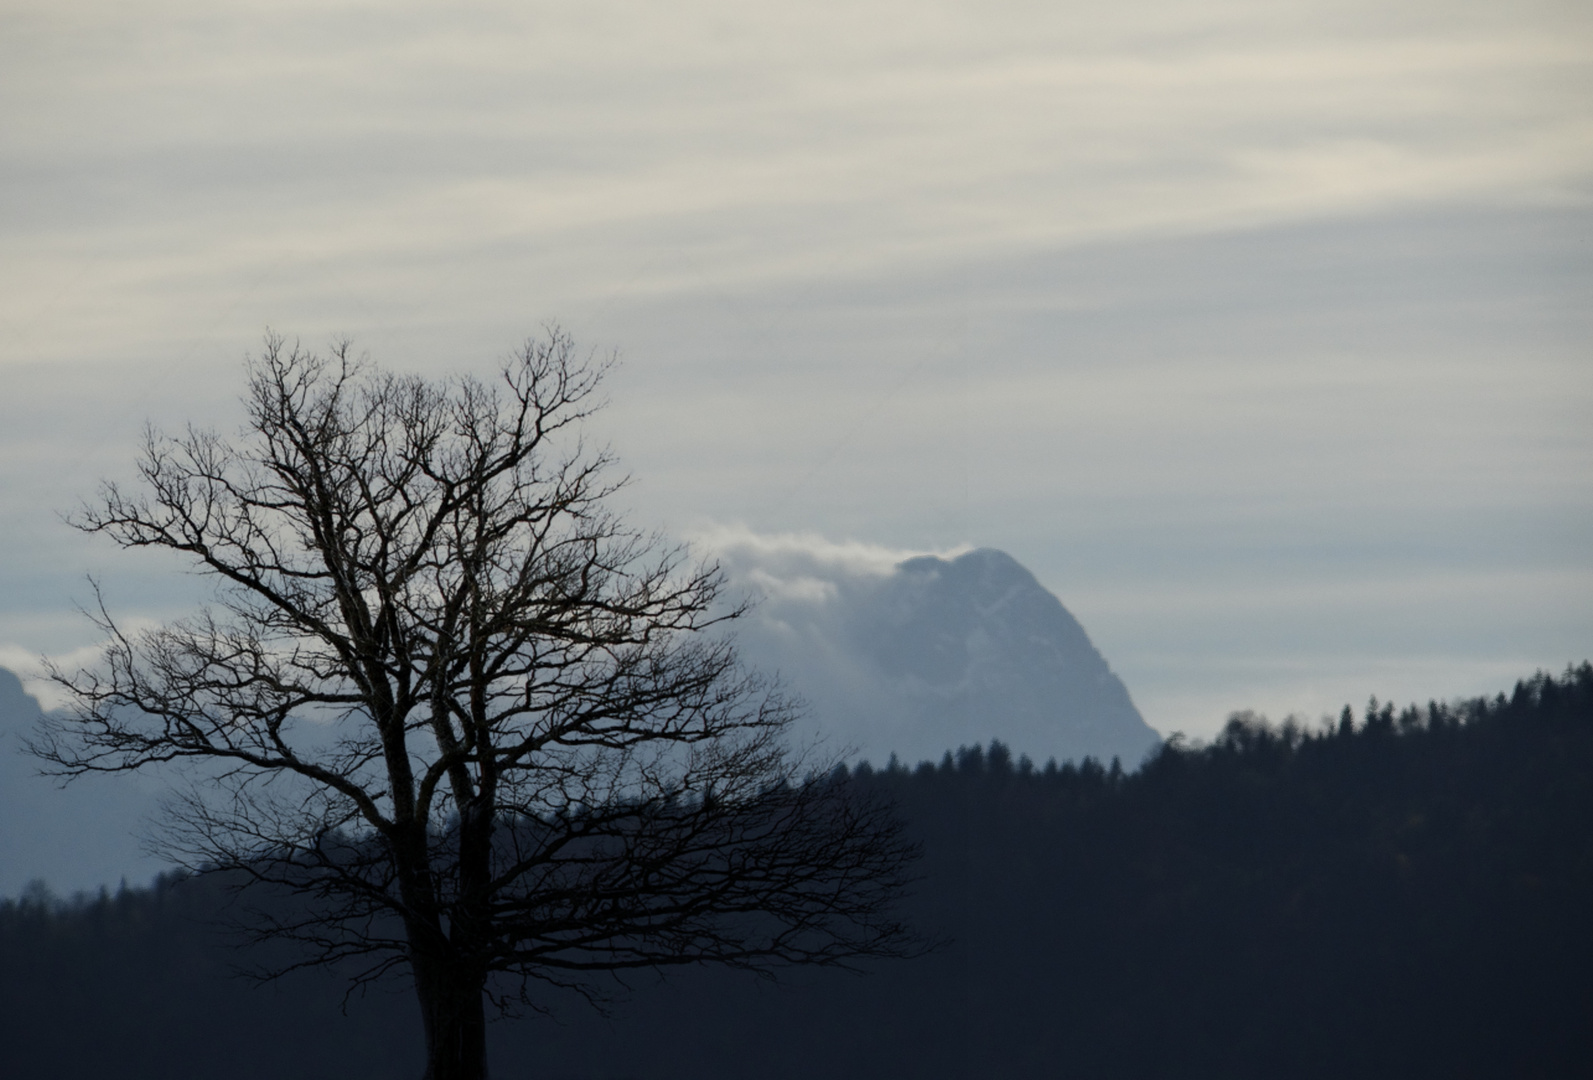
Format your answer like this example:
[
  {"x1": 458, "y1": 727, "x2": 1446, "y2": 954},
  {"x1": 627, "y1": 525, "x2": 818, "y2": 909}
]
[{"x1": 2, "y1": 0, "x2": 1590, "y2": 739}]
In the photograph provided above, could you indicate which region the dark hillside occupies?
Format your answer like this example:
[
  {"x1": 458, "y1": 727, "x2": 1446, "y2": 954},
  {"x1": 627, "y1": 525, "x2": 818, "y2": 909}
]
[{"x1": 4, "y1": 665, "x2": 1590, "y2": 1078}]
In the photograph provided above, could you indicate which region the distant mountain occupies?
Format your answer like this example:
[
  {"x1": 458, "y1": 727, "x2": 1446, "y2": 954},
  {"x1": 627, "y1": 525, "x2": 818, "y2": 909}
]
[
  {"x1": 717, "y1": 541, "x2": 1161, "y2": 768},
  {"x1": 0, "y1": 543, "x2": 1157, "y2": 896},
  {"x1": 0, "y1": 667, "x2": 164, "y2": 898}
]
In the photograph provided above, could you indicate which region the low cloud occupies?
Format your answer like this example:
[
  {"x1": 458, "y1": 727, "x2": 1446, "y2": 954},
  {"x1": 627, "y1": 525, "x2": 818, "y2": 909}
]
[
  {"x1": 692, "y1": 523, "x2": 969, "y2": 584},
  {"x1": 0, "y1": 621, "x2": 162, "y2": 713}
]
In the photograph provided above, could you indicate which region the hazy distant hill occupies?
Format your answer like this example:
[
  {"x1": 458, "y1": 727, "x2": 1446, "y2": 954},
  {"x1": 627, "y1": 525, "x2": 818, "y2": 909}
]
[
  {"x1": 721, "y1": 543, "x2": 1161, "y2": 768},
  {"x1": 0, "y1": 668, "x2": 163, "y2": 898}
]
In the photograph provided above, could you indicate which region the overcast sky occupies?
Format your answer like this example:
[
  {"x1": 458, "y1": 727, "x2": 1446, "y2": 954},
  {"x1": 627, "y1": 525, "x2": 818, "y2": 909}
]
[{"x1": 2, "y1": 0, "x2": 1590, "y2": 738}]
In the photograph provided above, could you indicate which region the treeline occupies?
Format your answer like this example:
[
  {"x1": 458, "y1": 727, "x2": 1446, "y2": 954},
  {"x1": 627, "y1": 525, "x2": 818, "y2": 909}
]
[{"x1": 3, "y1": 665, "x2": 1591, "y2": 1078}]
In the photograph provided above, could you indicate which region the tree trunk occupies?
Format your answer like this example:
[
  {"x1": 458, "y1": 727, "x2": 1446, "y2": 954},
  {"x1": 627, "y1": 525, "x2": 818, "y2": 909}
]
[{"x1": 414, "y1": 957, "x2": 490, "y2": 1080}]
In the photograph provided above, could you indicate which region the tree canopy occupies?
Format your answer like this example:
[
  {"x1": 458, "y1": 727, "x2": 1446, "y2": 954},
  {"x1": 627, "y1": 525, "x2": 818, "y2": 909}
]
[{"x1": 31, "y1": 332, "x2": 918, "y2": 1080}]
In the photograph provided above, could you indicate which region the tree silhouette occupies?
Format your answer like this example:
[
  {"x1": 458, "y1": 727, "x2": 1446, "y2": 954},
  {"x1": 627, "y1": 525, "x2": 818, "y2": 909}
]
[{"x1": 30, "y1": 332, "x2": 918, "y2": 1080}]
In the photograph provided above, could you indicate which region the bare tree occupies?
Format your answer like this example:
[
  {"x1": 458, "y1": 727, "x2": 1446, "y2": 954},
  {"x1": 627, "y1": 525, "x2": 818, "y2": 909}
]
[{"x1": 31, "y1": 331, "x2": 918, "y2": 1080}]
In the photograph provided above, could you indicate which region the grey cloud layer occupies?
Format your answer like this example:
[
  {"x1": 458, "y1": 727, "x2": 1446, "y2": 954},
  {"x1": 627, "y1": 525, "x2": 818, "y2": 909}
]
[
  {"x1": 1, "y1": 0, "x2": 1588, "y2": 734},
  {"x1": 4, "y1": 1, "x2": 1589, "y2": 362}
]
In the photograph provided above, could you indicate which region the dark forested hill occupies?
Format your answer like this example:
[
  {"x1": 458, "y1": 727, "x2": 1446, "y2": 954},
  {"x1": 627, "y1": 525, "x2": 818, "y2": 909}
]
[{"x1": 4, "y1": 665, "x2": 1590, "y2": 1079}]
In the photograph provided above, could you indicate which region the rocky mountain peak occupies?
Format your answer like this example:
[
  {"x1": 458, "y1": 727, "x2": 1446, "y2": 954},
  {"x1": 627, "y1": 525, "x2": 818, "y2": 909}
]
[{"x1": 721, "y1": 541, "x2": 1161, "y2": 769}]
